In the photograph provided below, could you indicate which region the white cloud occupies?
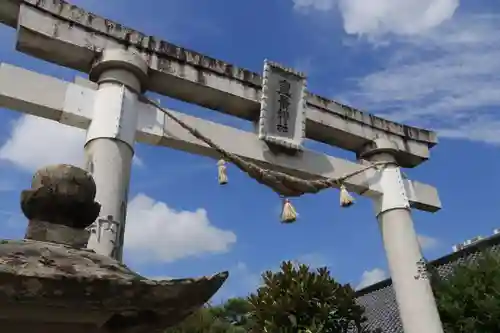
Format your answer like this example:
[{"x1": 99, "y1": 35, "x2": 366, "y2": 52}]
[
  {"x1": 357, "y1": 268, "x2": 387, "y2": 289},
  {"x1": 0, "y1": 116, "x2": 86, "y2": 171},
  {"x1": 124, "y1": 193, "x2": 237, "y2": 263},
  {"x1": 338, "y1": 0, "x2": 458, "y2": 37},
  {"x1": 418, "y1": 234, "x2": 440, "y2": 250},
  {"x1": 294, "y1": 2, "x2": 500, "y2": 145},
  {"x1": 293, "y1": 0, "x2": 458, "y2": 37},
  {"x1": 0, "y1": 115, "x2": 143, "y2": 172},
  {"x1": 434, "y1": 116, "x2": 500, "y2": 146},
  {"x1": 343, "y1": 13, "x2": 500, "y2": 146}
]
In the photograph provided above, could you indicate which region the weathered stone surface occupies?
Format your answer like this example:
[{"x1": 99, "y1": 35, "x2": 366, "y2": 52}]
[
  {"x1": 21, "y1": 164, "x2": 100, "y2": 247},
  {"x1": 22, "y1": 164, "x2": 100, "y2": 228},
  {"x1": 30, "y1": 164, "x2": 96, "y2": 198},
  {"x1": 0, "y1": 239, "x2": 228, "y2": 332},
  {"x1": 25, "y1": 220, "x2": 90, "y2": 248}
]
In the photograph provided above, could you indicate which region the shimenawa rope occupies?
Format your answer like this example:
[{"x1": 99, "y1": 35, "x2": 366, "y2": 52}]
[{"x1": 144, "y1": 97, "x2": 389, "y2": 222}]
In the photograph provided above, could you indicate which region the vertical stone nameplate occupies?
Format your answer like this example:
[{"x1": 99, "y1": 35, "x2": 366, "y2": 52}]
[{"x1": 259, "y1": 60, "x2": 307, "y2": 151}]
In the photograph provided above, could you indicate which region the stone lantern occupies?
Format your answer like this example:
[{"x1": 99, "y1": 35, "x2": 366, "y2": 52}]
[{"x1": 0, "y1": 164, "x2": 228, "y2": 333}]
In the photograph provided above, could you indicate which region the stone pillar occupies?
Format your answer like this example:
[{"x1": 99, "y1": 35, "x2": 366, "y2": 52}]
[
  {"x1": 85, "y1": 49, "x2": 148, "y2": 261},
  {"x1": 21, "y1": 164, "x2": 101, "y2": 247},
  {"x1": 358, "y1": 138, "x2": 444, "y2": 333}
]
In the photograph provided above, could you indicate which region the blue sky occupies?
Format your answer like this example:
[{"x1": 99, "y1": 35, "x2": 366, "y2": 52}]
[{"x1": 1, "y1": 0, "x2": 500, "y2": 302}]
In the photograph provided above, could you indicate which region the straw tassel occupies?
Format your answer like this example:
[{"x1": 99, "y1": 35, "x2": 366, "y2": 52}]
[
  {"x1": 339, "y1": 184, "x2": 354, "y2": 207},
  {"x1": 217, "y1": 159, "x2": 228, "y2": 185},
  {"x1": 281, "y1": 198, "x2": 297, "y2": 223}
]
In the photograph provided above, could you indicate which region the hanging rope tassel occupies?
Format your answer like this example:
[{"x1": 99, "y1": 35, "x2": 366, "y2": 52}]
[
  {"x1": 339, "y1": 184, "x2": 355, "y2": 207},
  {"x1": 217, "y1": 159, "x2": 228, "y2": 185},
  {"x1": 281, "y1": 198, "x2": 297, "y2": 223},
  {"x1": 144, "y1": 96, "x2": 390, "y2": 199}
]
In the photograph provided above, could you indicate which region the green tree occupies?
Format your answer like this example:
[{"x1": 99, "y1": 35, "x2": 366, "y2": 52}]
[
  {"x1": 165, "y1": 300, "x2": 249, "y2": 333},
  {"x1": 247, "y1": 261, "x2": 379, "y2": 333},
  {"x1": 211, "y1": 297, "x2": 252, "y2": 328},
  {"x1": 431, "y1": 250, "x2": 500, "y2": 333}
]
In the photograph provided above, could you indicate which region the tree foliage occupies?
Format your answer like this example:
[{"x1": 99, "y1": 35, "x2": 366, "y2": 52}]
[
  {"x1": 247, "y1": 261, "x2": 378, "y2": 333},
  {"x1": 165, "y1": 299, "x2": 251, "y2": 333},
  {"x1": 166, "y1": 261, "x2": 381, "y2": 332},
  {"x1": 211, "y1": 297, "x2": 252, "y2": 328},
  {"x1": 431, "y1": 250, "x2": 500, "y2": 333}
]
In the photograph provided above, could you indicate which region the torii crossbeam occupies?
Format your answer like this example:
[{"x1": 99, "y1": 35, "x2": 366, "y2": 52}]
[{"x1": 0, "y1": 1, "x2": 444, "y2": 333}]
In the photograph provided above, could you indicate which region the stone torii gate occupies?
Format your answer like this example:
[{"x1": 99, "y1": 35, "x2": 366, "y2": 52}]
[{"x1": 0, "y1": 1, "x2": 443, "y2": 332}]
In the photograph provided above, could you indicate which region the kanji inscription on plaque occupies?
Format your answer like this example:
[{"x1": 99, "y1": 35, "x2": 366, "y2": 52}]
[{"x1": 258, "y1": 60, "x2": 307, "y2": 151}]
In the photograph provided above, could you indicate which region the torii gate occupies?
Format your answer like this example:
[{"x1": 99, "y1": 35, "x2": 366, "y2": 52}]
[{"x1": 0, "y1": 1, "x2": 444, "y2": 332}]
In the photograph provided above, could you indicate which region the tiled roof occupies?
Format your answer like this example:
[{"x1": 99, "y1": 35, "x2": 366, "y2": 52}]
[{"x1": 354, "y1": 234, "x2": 500, "y2": 333}]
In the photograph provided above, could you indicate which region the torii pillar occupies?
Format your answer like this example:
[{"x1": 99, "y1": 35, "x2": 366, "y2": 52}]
[
  {"x1": 84, "y1": 49, "x2": 148, "y2": 261},
  {"x1": 359, "y1": 138, "x2": 444, "y2": 333}
]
